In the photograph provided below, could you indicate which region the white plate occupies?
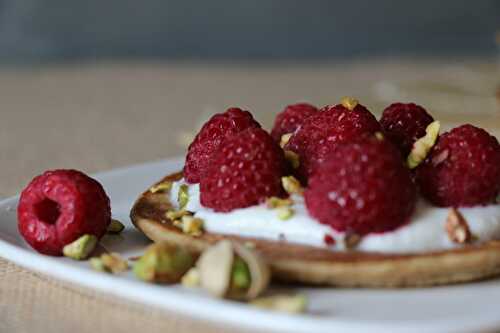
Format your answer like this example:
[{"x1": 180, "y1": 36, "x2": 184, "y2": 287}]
[{"x1": 1, "y1": 158, "x2": 500, "y2": 333}]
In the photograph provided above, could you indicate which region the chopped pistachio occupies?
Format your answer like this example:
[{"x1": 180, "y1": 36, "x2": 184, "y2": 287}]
[
  {"x1": 107, "y1": 219, "x2": 125, "y2": 234},
  {"x1": 280, "y1": 133, "x2": 293, "y2": 148},
  {"x1": 134, "y1": 243, "x2": 194, "y2": 283},
  {"x1": 407, "y1": 120, "x2": 440, "y2": 169},
  {"x1": 344, "y1": 232, "x2": 362, "y2": 249},
  {"x1": 89, "y1": 257, "x2": 106, "y2": 272},
  {"x1": 180, "y1": 215, "x2": 204, "y2": 236},
  {"x1": 101, "y1": 253, "x2": 129, "y2": 273},
  {"x1": 63, "y1": 234, "x2": 97, "y2": 260},
  {"x1": 181, "y1": 268, "x2": 201, "y2": 288},
  {"x1": 178, "y1": 184, "x2": 189, "y2": 210},
  {"x1": 445, "y1": 208, "x2": 472, "y2": 244},
  {"x1": 166, "y1": 209, "x2": 191, "y2": 221},
  {"x1": 284, "y1": 150, "x2": 300, "y2": 169},
  {"x1": 340, "y1": 97, "x2": 359, "y2": 111},
  {"x1": 231, "y1": 257, "x2": 251, "y2": 291},
  {"x1": 277, "y1": 207, "x2": 294, "y2": 220},
  {"x1": 266, "y1": 197, "x2": 293, "y2": 209},
  {"x1": 149, "y1": 181, "x2": 172, "y2": 194},
  {"x1": 90, "y1": 253, "x2": 129, "y2": 274},
  {"x1": 374, "y1": 131, "x2": 385, "y2": 141},
  {"x1": 281, "y1": 176, "x2": 303, "y2": 195},
  {"x1": 251, "y1": 294, "x2": 307, "y2": 313}
]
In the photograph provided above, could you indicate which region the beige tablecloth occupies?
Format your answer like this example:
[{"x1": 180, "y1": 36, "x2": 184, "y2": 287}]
[{"x1": 1, "y1": 59, "x2": 499, "y2": 333}]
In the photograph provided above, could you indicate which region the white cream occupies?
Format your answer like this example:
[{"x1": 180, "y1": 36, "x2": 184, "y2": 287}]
[{"x1": 169, "y1": 179, "x2": 500, "y2": 253}]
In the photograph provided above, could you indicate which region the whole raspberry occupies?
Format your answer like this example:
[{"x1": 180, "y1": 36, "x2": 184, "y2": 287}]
[
  {"x1": 17, "y1": 170, "x2": 111, "y2": 256},
  {"x1": 286, "y1": 101, "x2": 381, "y2": 182},
  {"x1": 184, "y1": 107, "x2": 261, "y2": 183},
  {"x1": 380, "y1": 103, "x2": 434, "y2": 157},
  {"x1": 416, "y1": 124, "x2": 500, "y2": 207},
  {"x1": 270, "y1": 103, "x2": 318, "y2": 143},
  {"x1": 305, "y1": 138, "x2": 416, "y2": 235},
  {"x1": 200, "y1": 127, "x2": 286, "y2": 212}
]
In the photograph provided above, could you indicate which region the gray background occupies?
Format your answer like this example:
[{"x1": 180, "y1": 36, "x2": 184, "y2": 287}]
[{"x1": 0, "y1": 0, "x2": 498, "y2": 64}]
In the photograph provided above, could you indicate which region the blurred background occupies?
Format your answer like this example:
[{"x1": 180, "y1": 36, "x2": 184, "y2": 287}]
[{"x1": 0, "y1": 0, "x2": 499, "y2": 197}]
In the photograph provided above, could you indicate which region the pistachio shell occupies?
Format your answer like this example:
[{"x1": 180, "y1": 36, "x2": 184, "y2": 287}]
[
  {"x1": 232, "y1": 242, "x2": 270, "y2": 300},
  {"x1": 197, "y1": 240, "x2": 234, "y2": 297}
]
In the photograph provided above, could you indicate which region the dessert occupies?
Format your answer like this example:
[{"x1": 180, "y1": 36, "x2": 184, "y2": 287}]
[{"x1": 131, "y1": 101, "x2": 500, "y2": 287}]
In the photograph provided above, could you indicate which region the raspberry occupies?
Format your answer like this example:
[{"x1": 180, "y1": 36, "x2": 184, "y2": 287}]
[
  {"x1": 286, "y1": 102, "x2": 380, "y2": 182},
  {"x1": 270, "y1": 103, "x2": 318, "y2": 142},
  {"x1": 200, "y1": 127, "x2": 286, "y2": 212},
  {"x1": 184, "y1": 107, "x2": 261, "y2": 183},
  {"x1": 305, "y1": 138, "x2": 416, "y2": 235},
  {"x1": 17, "y1": 170, "x2": 111, "y2": 256},
  {"x1": 416, "y1": 124, "x2": 500, "y2": 207},
  {"x1": 380, "y1": 103, "x2": 434, "y2": 157}
]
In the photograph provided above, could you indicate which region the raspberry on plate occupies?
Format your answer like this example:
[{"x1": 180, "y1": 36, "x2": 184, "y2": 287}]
[
  {"x1": 184, "y1": 107, "x2": 261, "y2": 184},
  {"x1": 416, "y1": 124, "x2": 500, "y2": 207},
  {"x1": 305, "y1": 138, "x2": 416, "y2": 235},
  {"x1": 270, "y1": 103, "x2": 318, "y2": 143},
  {"x1": 380, "y1": 103, "x2": 434, "y2": 157},
  {"x1": 17, "y1": 169, "x2": 111, "y2": 256},
  {"x1": 285, "y1": 99, "x2": 380, "y2": 182},
  {"x1": 200, "y1": 127, "x2": 286, "y2": 212}
]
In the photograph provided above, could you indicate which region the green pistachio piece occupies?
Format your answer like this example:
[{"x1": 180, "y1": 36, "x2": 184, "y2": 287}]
[
  {"x1": 277, "y1": 207, "x2": 294, "y2": 220},
  {"x1": 178, "y1": 184, "x2": 189, "y2": 210},
  {"x1": 407, "y1": 121, "x2": 440, "y2": 169},
  {"x1": 284, "y1": 150, "x2": 300, "y2": 169},
  {"x1": 133, "y1": 243, "x2": 194, "y2": 284},
  {"x1": 281, "y1": 176, "x2": 303, "y2": 195},
  {"x1": 280, "y1": 133, "x2": 293, "y2": 148},
  {"x1": 107, "y1": 219, "x2": 125, "y2": 234},
  {"x1": 149, "y1": 181, "x2": 172, "y2": 194},
  {"x1": 231, "y1": 257, "x2": 251, "y2": 291},
  {"x1": 340, "y1": 97, "x2": 359, "y2": 111},
  {"x1": 62, "y1": 234, "x2": 97, "y2": 260},
  {"x1": 89, "y1": 257, "x2": 106, "y2": 271}
]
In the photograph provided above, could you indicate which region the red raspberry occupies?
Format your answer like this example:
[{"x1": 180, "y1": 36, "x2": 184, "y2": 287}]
[
  {"x1": 17, "y1": 170, "x2": 111, "y2": 256},
  {"x1": 416, "y1": 124, "x2": 500, "y2": 207},
  {"x1": 270, "y1": 103, "x2": 318, "y2": 142},
  {"x1": 305, "y1": 138, "x2": 416, "y2": 235},
  {"x1": 200, "y1": 128, "x2": 286, "y2": 212},
  {"x1": 380, "y1": 103, "x2": 434, "y2": 157},
  {"x1": 286, "y1": 103, "x2": 380, "y2": 182},
  {"x1": 184, "y1": 107, "x2": 261, "y2": 183}
]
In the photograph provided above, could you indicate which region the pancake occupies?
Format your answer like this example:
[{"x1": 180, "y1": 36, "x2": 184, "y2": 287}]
[{"x1": 130, "y1": 172, "x2": 500, "y2": 288}]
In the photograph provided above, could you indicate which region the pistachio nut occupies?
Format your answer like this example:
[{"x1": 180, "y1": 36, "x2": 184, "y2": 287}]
[
  {"x1": 280, "y1": 133, "x2": 293, "y2": 148},
  {"x1": 165, "y1": 209, "x2": 191, "y2": 221},
  {"x1": 107, "y1": 219, "x2": 125, "y2": 234},
  {"x1": 277, "y1": 207, "x2": 294, "y2": 220},
  {"x1": 340, "y1": 97, "x2": 359, "y2": 111},
  {"x1": 281, "y1": 176, "x2": 303, "y2": 195},
  {"x1": 407, "y1": 120, "x2": 440, "y2": 169},
  {"x1": 180, "y1": 215, "x2": 204, "y2": 236},
  {"x1": 266, "y1": 197, "x2": 293, "y2": 209},
  {"x1": 196, "y1": 240, "x2": 270, "y2": 300},
  {"x1": 90, "y1": 253, "x2": 129, "y2": 274},
  {"x1": 134, "y1": 242, "x2": 195, "y2": 284},
  {"x1": 62, "y1": 234, "x2": 97, "y2": 260},
  {"x1": 149, "y1": 181, "x2": 172, "y2": 194},
  {"x1": 178, "y1": 184, "x2": 189, "y2": 210},
  {"x1": 284, "y1": 150, "x2": 300, "y2": 169},
  {"x1": 251, "y1": 294, "x2": 307, "y2": 313}
]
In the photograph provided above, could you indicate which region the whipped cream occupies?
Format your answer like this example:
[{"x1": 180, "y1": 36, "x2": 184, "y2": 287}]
[{"x1": 169, "y1": 180, "x2": 500, "y2": 253}]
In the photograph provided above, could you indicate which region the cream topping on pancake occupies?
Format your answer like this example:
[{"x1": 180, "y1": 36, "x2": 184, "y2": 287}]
[{"x1": 170, "y1": 180, "x2": 500, "y2": 253}]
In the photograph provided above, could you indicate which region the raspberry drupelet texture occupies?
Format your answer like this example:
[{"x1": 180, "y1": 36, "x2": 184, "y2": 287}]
[
  {"x1": 184, "y1": 107, "x2": 261, "y2": 184},
  {"x1": 380, "y1": 103, "x2": 434, "y2": 157},
  {"x1": 416, "y1": 124, "x2": 500, "y2": 207},
  {"x1": 200, "y1": 127, "x2": 286, "y2": 212},
  {"x1": 270, "y1": 103, "x2": 318, "y2": 143},
  {"x1": 285, "y1": 102, "x2": 381, "y2": 182},
  {"x1": 17, "y1": 169, "x2": 111, "y2": 256},
  {"x1": 305, "y1": 138, "x2": 416, "y2": 235}
]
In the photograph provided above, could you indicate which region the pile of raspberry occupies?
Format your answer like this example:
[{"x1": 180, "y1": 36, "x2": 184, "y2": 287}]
[{"x1": 185, "y1": 100, "x2": 500, "y2": 236}]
